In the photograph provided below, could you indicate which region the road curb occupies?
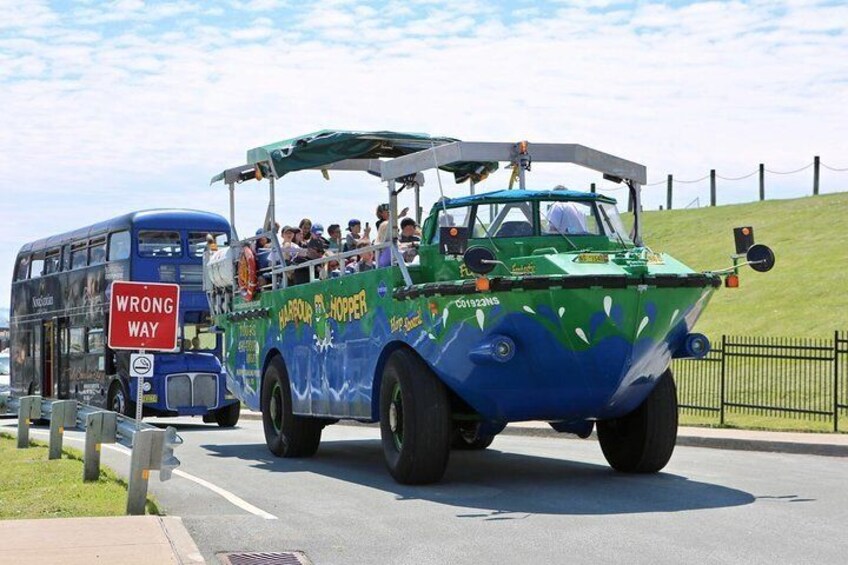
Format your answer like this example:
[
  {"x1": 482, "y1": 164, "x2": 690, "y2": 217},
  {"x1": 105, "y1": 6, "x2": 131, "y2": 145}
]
[
  {"x1": 239, "y1": 411, "x2": 848, "y2": 458},
  {"x1": 159, "y1": 516, "x2": 206, "y2": 564}
]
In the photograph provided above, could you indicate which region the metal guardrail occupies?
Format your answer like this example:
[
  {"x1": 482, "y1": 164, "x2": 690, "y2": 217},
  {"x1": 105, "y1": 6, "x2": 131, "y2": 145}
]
[{"x1": 9, "y1": 395, "x2": 181, "y2": 515}]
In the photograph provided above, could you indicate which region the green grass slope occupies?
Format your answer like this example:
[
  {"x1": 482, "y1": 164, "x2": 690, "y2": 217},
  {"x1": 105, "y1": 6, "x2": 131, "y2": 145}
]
[{"x1": 632, "y1": 192, "x2": 848, "y2": 338}]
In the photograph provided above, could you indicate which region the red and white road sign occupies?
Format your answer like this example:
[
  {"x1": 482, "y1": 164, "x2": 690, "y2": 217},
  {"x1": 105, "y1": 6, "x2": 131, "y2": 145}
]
[{"x1": 108, "y1": 281, "x2": 180, "y2": 351}]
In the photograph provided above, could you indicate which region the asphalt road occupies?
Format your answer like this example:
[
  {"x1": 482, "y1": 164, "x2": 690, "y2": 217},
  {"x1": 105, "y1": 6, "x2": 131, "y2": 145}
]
[{"x1": 4, "y1": 416, "x2": 847, "y2": 564}]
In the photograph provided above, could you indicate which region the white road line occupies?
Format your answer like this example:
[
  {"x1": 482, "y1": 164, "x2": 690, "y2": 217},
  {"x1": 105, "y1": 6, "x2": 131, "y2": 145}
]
[
  {"x1": 171, "y1": 470, "x2": 277, "y2": 520},
  {"x1": 10, "y1": 426, "x2": 278, "y2": 521}
]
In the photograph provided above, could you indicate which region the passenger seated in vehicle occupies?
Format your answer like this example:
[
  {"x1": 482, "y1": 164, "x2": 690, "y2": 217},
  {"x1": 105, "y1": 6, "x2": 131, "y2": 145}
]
[
  {"x1": 321, "y1": 254, "x2": 342, "y2": 279},
  {"x1": 399, "y1": 218, "x2": 420, "y2": 263},
  {"x1": 344, "y1": 219, "x2": 371, "y2": 251},
  {"x1": 279, "y1": 225, "x2": 303, "y2": 264},
  {"x1": 327, "y1": 224, "x2": 343, "y2": 253},
  {"x1": 292, "y1": 236, "x2": 325, "y2": 285},
  {"x1": 295, "y1": 218, "x2": 313, "y2": 246},
  {"x1": 352, "y1": 241, "x2": 375, "y2": 272},
  {"x1": 375, "y1": 221, "x2": 392, "y2": 268},
  {"x1": 546, "y1": 201, "x2": 589, "y2": 235}
]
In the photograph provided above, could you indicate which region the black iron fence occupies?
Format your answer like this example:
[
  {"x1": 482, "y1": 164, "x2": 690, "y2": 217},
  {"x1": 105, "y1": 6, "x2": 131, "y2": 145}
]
[{"x1": 674, "y1": 331, "x2": 848, "y2": 431}]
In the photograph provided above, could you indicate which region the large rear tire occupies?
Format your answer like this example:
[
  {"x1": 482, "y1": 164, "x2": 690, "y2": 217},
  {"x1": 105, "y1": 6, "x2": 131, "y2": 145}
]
[
  {"x1": 380, "y1": 349, "x2": 451, "y2": 484},
  {"x1": 214, "y1": 402, "x2": 241, "y2": 428},
  {"x1": 597, "y1": 369, "x2": 678, "y2": 473},
  {"x1": 261, "y1": 356, "x2": 322, "y2": 457}
]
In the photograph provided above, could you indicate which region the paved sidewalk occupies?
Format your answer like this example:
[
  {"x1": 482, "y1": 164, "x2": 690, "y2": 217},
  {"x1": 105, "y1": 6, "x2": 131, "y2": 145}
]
[{"x1": 0, "y1": 516, "x2": 205, "y2": 565}]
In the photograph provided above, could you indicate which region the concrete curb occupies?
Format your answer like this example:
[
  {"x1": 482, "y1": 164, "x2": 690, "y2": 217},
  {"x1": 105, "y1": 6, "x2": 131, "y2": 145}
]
[
  {"x1": 159, "y1": 516, "x2": 206, "y2": 564},
  {"x1": 239, "y1": 410, "x2": 848, "y2": 457}
]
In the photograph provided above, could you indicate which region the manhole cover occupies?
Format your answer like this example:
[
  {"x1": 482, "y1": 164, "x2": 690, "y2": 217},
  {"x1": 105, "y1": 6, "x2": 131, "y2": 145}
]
[{"x1": 218, "y1": 551, "x2": 311, "y2": 565}]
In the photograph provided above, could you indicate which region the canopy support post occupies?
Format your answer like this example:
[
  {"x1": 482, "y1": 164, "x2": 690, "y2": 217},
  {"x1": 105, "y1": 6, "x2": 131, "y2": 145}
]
[
  {"x1": 414, "y1": 183, "x2": 421, "y2": 225},
  {"x1": 470, "y1": 180, "x2": 476, "y2": 196},
  {"x1": 388, "y1": 179, "x2": 413, "y2": 286},
  {"x1": 629, "y1": 181, "x2": 643, "y2": 246},
  {"x1": 268, "y1": 171, "x2": 277, "y2": 233},
  {"x1": 227, "y1": 181, "x2": 237, "y2": 241},
  {"x1": 518, "y1": 167, "x2": 526, "y2": 190}
]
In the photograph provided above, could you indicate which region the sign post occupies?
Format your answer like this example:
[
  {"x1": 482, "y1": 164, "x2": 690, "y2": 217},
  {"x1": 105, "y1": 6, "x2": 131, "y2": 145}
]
[{"x1": 108, "y1": 281, "x2": 180, "y2": 427}]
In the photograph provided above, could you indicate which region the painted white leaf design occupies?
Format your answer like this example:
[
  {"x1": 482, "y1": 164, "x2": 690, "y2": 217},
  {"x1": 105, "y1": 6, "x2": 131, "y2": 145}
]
[
  {"x1": 603, "y1": 296, "x2": 612, "y2": 317},
  {"x1": 575, "y1": 328, "x2": 590, "y2": 344},
  {"x1": 523, "y1": 305, "x2": 535, "y2": 314},
  {"x1": 442, "y1": 308, "x2": 449, "y2": 326},
  {"x1": 669, "y1": 309, "x2": 679, "y2": 328},
  {"x1": 476, "y1": 309, "x2": 485, "y2": 330},
  {"x1": 636, "y1": 316, "x2": 650, "y2": 338},
  {"x1": 558, "y1": 307, "x2": 565, "y2": 318}
]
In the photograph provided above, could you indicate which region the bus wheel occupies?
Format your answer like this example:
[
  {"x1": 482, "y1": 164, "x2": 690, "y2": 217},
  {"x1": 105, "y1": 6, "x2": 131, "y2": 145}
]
[
  {"x1": 380, "y1": 349, "x2": 451, "y2": 485},
  {"x1": 107, "y1": 380, "x2": 134, "y2": 417},
  {"x1": 597, "y1": 368, "x2": 678, "y2": 473},
  {"x1": 214, "y1": 402, "x2": 241, "y2": 428},
  {"x1": 261, "y1": 356, "x2": 322, "y2": 457},
  {"x1": 451, "y1": 423, "x2": 495, "y2": 450}
]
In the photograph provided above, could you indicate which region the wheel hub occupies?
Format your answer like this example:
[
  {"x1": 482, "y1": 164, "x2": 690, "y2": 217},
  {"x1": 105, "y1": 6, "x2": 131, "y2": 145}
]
[{"x1": 388, "y1": 403, "x2": 398, "y2": 432}]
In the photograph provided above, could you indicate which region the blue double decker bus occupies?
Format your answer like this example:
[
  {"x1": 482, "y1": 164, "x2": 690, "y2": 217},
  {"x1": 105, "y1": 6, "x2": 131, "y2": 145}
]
[{"x1": 9, "y1": 209, "x2": 241, "y2": 426}]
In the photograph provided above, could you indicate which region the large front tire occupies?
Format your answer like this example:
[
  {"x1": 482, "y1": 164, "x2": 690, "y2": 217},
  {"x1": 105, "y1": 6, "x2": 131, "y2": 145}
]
[
  {"x1": 261, "y1": 356, "x2": 322, "y2": 457},
  {"x1": 597, "y1": 369, "x2": 678, "y2": 473},
  {"x1": 451, "y1": 423, "x2": 495, "y2": 450},
  {"x1": 107, "y1": 380, "x2": 134, "y2": 417},
  {"x1": 380, "y1": 349, "x2": 451, "y2": 485},
  {"x1": 214, "y1": 402, "x2": 241, "y2": 428}
]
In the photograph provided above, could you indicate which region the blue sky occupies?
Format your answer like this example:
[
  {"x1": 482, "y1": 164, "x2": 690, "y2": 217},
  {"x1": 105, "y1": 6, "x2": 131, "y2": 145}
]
[{"x1": 1, "y1": 0, "x2": 847, "y2": 310}]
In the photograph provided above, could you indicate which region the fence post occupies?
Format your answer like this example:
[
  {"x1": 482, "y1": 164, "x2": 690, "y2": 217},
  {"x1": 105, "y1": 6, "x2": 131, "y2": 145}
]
[
  {"x1": 126, "y1": 428, "x2": 156, "y2": 515},
  {"x1": 17, "y1": 396, "x2": 42, "y2": 449},
  {"x1": 834, "y1": 330, "x2": 840, "y2": 433},
  {"x1": 710, "y1": 169, "x2": 716, "y2": 207},
  {"x1": 814, "y1": 156, "x2": 820, "y2": 196},
  {"x1": 720, "y1": 335, "x2": 726, "y2": 425},
  {"x1": 48, "y1": 400, "x2": 77, "y2": 460},
  {"x1": 84, "y1": 411, "x2": 117, "y2": 482},
  {"x1": 759, "y1": 164, "x2": 765, "y2": 201},
  {"x1": 666, "y1": 174, "x2": 673, "y2": 210},
  {"x1": 590, "y1": 182, "x2": 596, "y2": 194}
]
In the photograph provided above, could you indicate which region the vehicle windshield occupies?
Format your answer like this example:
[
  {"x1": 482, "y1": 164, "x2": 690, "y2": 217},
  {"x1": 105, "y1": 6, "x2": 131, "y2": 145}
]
[
  {"x1": 431, "y1": 199, "x2": 631, "y2": 243},
  {"x1": 182, "y1": 323, "x2": 217, "y2": 351},
  {"x1": 0, "y1": 356, "x2": 9, "y2": 375}
]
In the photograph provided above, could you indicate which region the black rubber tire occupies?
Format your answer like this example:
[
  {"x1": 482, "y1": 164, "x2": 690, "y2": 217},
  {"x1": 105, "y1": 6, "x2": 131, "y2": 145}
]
[
  {"x1": 597, "y1": 368, "x2": 678, "y2": 473},
  {"x1": 107, "y1": 380, "x2": 134, "y2": 417},
  {"x1": 214, "y1": 402, "x2": 241, "y2": 428},
  {"x1": 380, "y1": 348, "x2": 451, "y2": 484},
  {"x1": 451, "y1": 424, "x2": 495, "y2": 450},
  {"x1": 261, "y1": 356, "x2": 322, "y2": 457}
]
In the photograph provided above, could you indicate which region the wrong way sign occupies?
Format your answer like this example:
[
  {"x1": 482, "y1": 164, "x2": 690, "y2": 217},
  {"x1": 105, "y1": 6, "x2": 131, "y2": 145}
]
[{"x1": 108, "y1": 281, "x2": 180, "y2": 351}]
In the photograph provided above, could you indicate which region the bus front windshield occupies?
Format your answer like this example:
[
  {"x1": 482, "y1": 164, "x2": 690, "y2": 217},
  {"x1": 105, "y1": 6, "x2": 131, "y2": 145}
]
[{"x1": 182, "y1": 322, "x2": 217, "y2": 352}]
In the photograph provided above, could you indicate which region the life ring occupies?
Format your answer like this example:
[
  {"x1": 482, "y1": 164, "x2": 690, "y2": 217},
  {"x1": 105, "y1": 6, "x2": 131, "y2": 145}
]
[{"x1": 237, "y1": 246, "x2": 258, "y2": 301}]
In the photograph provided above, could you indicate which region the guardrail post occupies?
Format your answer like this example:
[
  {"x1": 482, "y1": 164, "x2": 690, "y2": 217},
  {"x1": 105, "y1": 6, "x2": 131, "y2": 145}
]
[
  {"x1": 84, "y1": 411, "x2": 118, "y2": 481},
  {"x1": 17, "y1": 396, "x2": 42, "y2": 449},
  {"x1": 127, "y1": 428, "x2": 157, "y2": 515},
  {"x1": 48, "y1": 400, "x2": 78, "y2": 460}
]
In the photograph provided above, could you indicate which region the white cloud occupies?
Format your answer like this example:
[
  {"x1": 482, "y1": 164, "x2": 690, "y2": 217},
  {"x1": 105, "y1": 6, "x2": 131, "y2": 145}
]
[{"x1": 0, "y1": 0, "x2": 846, "y2": 306}]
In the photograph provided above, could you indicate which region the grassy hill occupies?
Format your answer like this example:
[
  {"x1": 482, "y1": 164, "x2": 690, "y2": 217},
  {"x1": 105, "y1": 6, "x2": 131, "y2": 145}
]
[{"x1": 630, "y1": 192, "x2": 848, "y2": 339}]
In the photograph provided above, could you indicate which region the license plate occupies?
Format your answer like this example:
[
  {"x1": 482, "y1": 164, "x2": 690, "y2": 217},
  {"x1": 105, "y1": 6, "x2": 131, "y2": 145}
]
[{"x1": 142, "y1": 394, "x2": 158, "y2": 403}]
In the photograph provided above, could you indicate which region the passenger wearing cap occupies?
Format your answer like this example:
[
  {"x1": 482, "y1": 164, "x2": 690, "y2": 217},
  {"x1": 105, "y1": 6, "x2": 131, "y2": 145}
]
[
  {"x1": 311, "y1": 223, "x2": 330, "y2": 247},
  {"x1": 279, "y1": 225, "x2": 303, "y2": 263},
  {"x1": 344, "y1": 219, "x2": 370, "y2": 251},
  {"x1": 399, "y1": 218, "x2": 420, "y2": 243},
  {"x1": 375, "y1": 203, "x2": 408, "y2": 230}
]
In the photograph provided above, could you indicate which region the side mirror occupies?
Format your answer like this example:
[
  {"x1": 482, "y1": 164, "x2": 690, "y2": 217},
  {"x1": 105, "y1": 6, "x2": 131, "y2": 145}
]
[
  {"x1": 746, "y1": 244, "x2": 775, "y2": 272},
  {"x1": 463, "y1": 246, "x2": 496, "y2": 275}
]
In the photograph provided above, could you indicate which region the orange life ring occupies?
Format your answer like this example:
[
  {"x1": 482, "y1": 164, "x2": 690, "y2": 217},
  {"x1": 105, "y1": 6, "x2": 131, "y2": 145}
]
[{"x1": 237, "y1": 246, "x2": 258, "y2": 301}]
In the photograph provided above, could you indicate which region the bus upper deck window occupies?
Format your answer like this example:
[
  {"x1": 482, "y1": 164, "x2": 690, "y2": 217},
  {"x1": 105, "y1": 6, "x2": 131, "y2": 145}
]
[
  {"x1": 89, "y1": 238, "x2": 107, "y2": 265},
  {"x1": 71, "y1": 243, "x2": 88, "y2": 270},
  {"x1": 15, "y1": 256, "x2": 30, "y2": 281},
  {"x1": 29, "y1": 253, "x2": 45, "y2": 279},
  {"x1": 44, "y1": 250, "x2": 61, "y2": 275},
  {"x1": 138, "y1": 231, "x2": 182, "y2": 257},
  {"x1": 108, "y1": 231, "x2": 130, "y2": 261},
  {"x1": 189, "y1": 232, "x2": 227, "y2": 258}
]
